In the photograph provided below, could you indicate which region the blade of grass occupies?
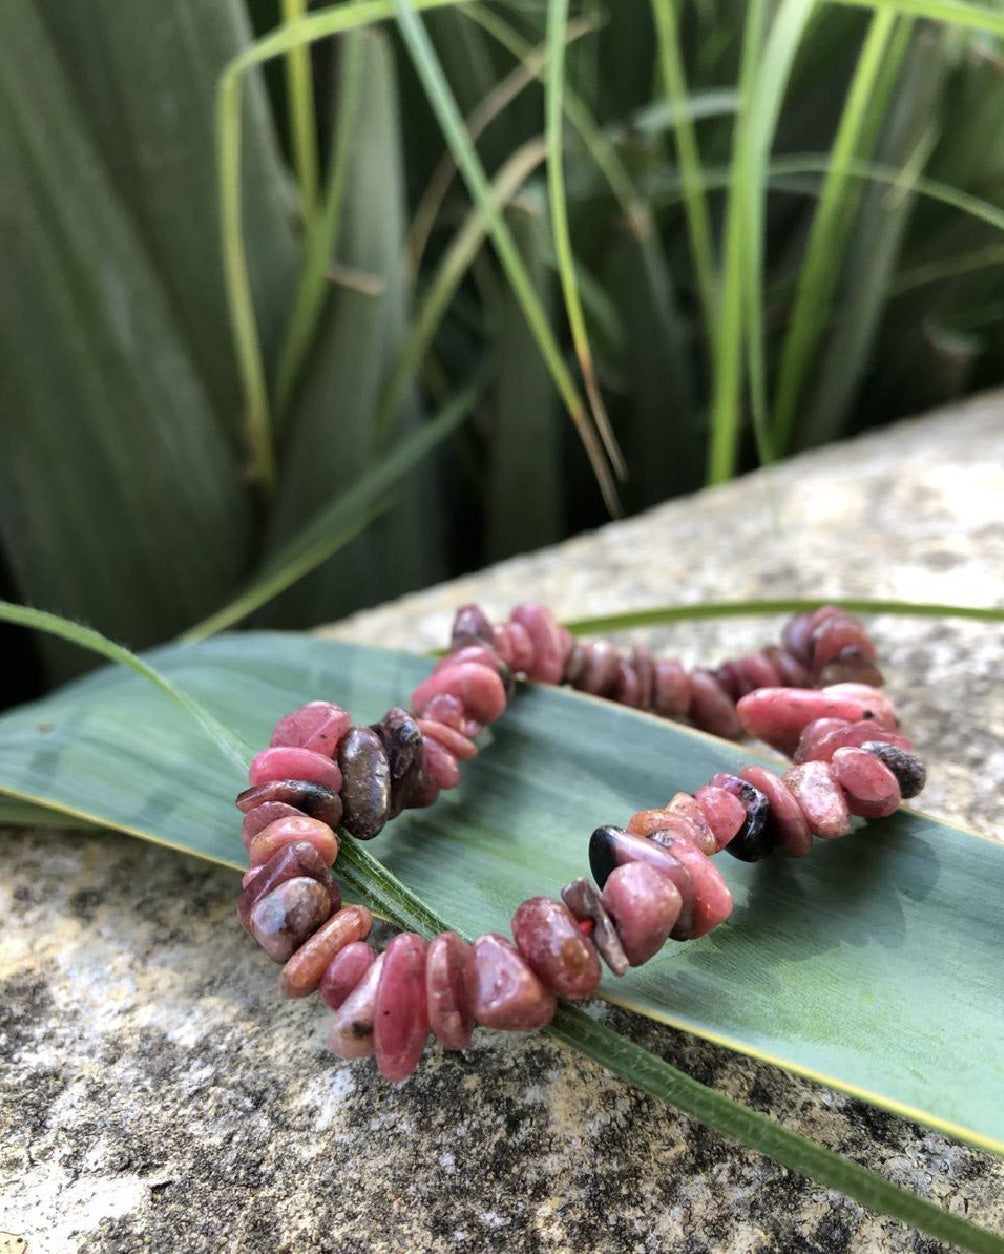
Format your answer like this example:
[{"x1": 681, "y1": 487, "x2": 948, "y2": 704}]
[
  {"x1": 707, "y1": 0, "x2": 766, "y2": 485},
  {"x1": 373, "y1": 139, "x2": 549, "y2": 450},
  {"x1": 4, "y1": 609, "x2": 1004, "y2": 1251},
  {"x1": 0, "y1": 602, "x2": 250, "y2": 770},
  {"x1": 546, "y1": 0, "x2": 625, "y2": 479},
  {"x1": 275, "y1": 29, "x2": 366, "y2": 420},
  {"x1": 389, "y1": 0, "x2": 621, "y2": 515},
  {"x1": 742, "y1": 0, "x2": 818, "y2": 470},
  {"x1": 406, "y1": 13, "x2": 599, "y2": 277},
  {"x1": 281, "y1": 0, "x2": 319, "y2": 221},
  {"x1": 184, "y1": 376, "x2": 484, "y2": 639},
  {"x1": 217, "y1": 0, "x2": 469, "y2": 492},
  {"x1": 772, "y1": 10, "x2": 901, "y2": 454},
  {"x1": 828, "y1": 0, "x2": 1004, "y2": 37},
  {"x1": 562, "y1": 597, "x2": 1004, "y2": 635},
  {"x1": 650, "y1": 0, "x2": 718, "y2": 341}
]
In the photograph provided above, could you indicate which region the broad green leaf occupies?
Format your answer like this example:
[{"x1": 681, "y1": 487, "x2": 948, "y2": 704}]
[
  {"x1": 0, "y1": 4, "x2": 250, "y2": 678},
  {"x1": 1, "y1": 631, "x2": 1002, "y2": 1161},
  {"x1": 37, "y1": 0, "x2": 298, "y2": 436}
]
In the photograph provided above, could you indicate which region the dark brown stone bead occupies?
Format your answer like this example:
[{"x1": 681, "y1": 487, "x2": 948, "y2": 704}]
[
  {"x1": 237, "y1": 841, "x2": 339, "y2": 933},
  {"x1": 249, "y1": 877, "x2": 333, "y2": 963},
  {"x1": 338, "y1": 727, "x2": 391, "y2": 839},
  {"x1": 372, "y1": 707, "x2": 424, "y2": 817},
  {"x1": 860, "y1": 741, "x2": 927, "y2": 799},
  {"x1": 235, "y1": 779, "x2": 342, "y2": 829},
  {"x1": 450, "y1": 603, "x2": 495, "y2": 650},
  {"x1": 561, "y1": 877, "x2": 629, "y2": 977},
  {"x1": 511, "y1": 897, "x2": 602, "y2": 999},
  {"x1": 630, "y1": 646, "x2": 656, "y2": 710}
]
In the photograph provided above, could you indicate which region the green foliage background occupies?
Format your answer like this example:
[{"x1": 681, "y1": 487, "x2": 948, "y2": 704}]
[{"x1": 2, "y1": 0, "x2": 1003, "y2": 699}]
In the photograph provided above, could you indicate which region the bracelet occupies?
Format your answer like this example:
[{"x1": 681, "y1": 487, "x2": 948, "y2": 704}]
[{"x1": 234, "y1": 605, "x2": 926, "y2": 1083}]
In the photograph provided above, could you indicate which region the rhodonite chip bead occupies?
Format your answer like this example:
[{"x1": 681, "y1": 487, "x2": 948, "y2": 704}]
[
  {"x1": 464, "y1": 934, "x2": 557, "y2": 1030},
  {"x1": 601, "y1": 862, "x2": 682, "y2": 966},
  {"x1": 338, "y1": 727, "x2": 391, "y2": 839},
  {"x1": 249, "y1": 877, "x2": 334, "y2": 963},
  {"x1": 511, "y1": 897, "x2": 602, "y2": 1000}
]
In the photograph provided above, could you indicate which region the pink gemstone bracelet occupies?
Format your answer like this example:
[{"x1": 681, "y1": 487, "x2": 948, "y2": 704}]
[{"x1": 234, "y1": 605, "x2": 926, "y2": 1083}]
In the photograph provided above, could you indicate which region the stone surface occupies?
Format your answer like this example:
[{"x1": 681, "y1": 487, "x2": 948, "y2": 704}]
[{"x1": 3, "y1": 396, "x2": 1004, "y2": 1250}]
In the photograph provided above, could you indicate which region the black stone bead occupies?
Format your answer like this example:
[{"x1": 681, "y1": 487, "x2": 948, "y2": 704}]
[
  {"x1": 587, "y1": 825, "x2": 695, "y2": 939},
  {"x1": 235, "y1": 779, "x2": 342, "y2": 829},
  {"x1": 714, "y1": 773, "x2": 775, "y2": 862},
  {"x1": 860, "y1": 741, "x2": 927, "y2": 799}
]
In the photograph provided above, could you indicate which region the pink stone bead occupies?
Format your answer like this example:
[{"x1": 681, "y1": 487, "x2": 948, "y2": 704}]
[
  {"x1": 280, "y1": 905, "x2": 372, "y2": 999},
  {"x1": 693, "y1": 785, "x2": 746, "y2": 851},
  {"x1": 248, "y1": 746, "x2": 342, "y2": 793},
  {"x1": 734, "y1": 651, "x2": 782, "y2": 692},
  {"x1": 270, "y1": 701, "x2": 351, "y2": 757},
  {"x1": 648, "y1": 835, "x2": 733, "y2": 938},
  {"x1": 374, "y1": 934, "x2": 429, "y2": 1083},
  {"x1": 426, "y1": 932, "x2": 474, "y2": 1050},
  {"x1": 434, "y1": 644, "x2": 503, "y2": 676},
  {"x1": 688, "y1": 670, "x2": 743, "y2": 739},
  {"x1": 249, "y1": 877, "x2": 333, "y2": 963},
  {"x1": 248, "y1": 815, "x2": 339, "y2": 867},
  {"x1": 739, "y1": 767, "x2": 812, "y2": 858},
  {"x1": 601, "y1": 862, "x2": 682, "y2": 966},
  {"x1": 464, "y1": 935, "x2": 557, "y2": 1030},
  {"x1": 420, "y1": 734, "x2": 461, "y2": 790},
  {"x1": 820, "y1": 684, "x2": 898, "y2": 730},
  {"x1": 511, "y1": 897, "x2": 602, "y2": 1000},
  {"x1": 412, "y1": 662, "x2": 507, "y2": 726},
  {"x1": 241, "y1": 800, "x2": 302, "y2": 847},
  {"x1": 237, "y1": 841, "x2": 338, "y2": 932},
  {"x1": 794, "y1": 718, "x2": 912, "y2": 765},
  {"x1": 407, "y1": 771, "x2": 441, "y2": 810},
  {"x1": 810, "y1": 616, "x2": 877, "y2": 669},
  {"x1": 417, "y1": 718, "x2": 477, "y2": 760},
  {"x1": 320, "y1": 941, "x2": 377, "y2": 1010},
  {"x1": 451, "y1": 603, "x2": 494, "y2": 649},
  {"x1": 782, "y1": 761, "x2": 851, "y2": 839},
  {"x1": 491, "y1": 623, "x2": 515, "y2": 667},
  {"x1": 792, "y1": 717, "x2": 853, "y2": 763},
  {"x1": 494, "y1": 621, "x2": 534, "y2": 673},
  {"x1": 509, "y1": 604, "x2": 567, "y2": 684},
  {"x1": 767, "y1": 647, "x2": 811, "y2": 687},
  {"x1": 653, "y1": 658, "x2": 691, "y2": 717},
  {"x1": 328, "y1": 953, "x2": 384, "y2": 1059},
  {"x1": 665, "y1": 793, "x2": 717, "y2": 854},
  {"x1": 579, "y1": 641, "x2": 621, "y2": 695},
  {"x1": 831, "y1": 747, "x2": 902, "y2": 819},
  {"x1": 420, "y1": 692, "x2": 466, "y2": 732},
  {"x1": 736, "y1": 687, "x2": 891, "y2": 755},
  {"x1": 626, "y1": 808, "x2": 697, "y2": 843}
]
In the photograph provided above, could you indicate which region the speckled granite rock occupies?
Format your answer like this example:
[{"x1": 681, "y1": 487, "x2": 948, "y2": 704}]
[{"x1": 2, "y1": 394, "x2": 1003, "y2": 1253}]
